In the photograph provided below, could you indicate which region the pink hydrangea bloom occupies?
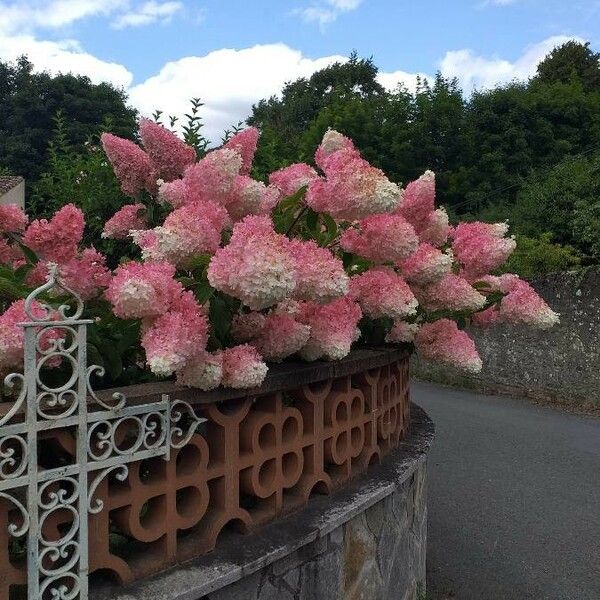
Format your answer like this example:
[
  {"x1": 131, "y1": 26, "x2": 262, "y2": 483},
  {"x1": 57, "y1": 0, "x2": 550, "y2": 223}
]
[
  {"x1": 25, "y1": 262, "x2": 50, "y2": 287},
  {"x1": 296, "y1": 297, "x2": 362, "y2": 361},
  {"x1": 221, "y1": 344, "x2": 268, "y2": 389},
  {"x1": 474, "y1": 273, "x2": 521, "y2": 294},
  {"x1": 385, "y1": 320, "x2": 419, "y2": 344},
  {"x1": 105, "y1": 261, "x2": 182, "y2": 319},
  {"x1": 396, "y1": 171, "x2": 436, "y2": 230},
  {"x1": 223, "y1": 127, "x2": 260, "y2": 175},
  {"x1": 177, "y1": 351, "x2": 223, "y2": 390},
  {"x1": 0, "y1": 299, "x2": 63, "y2": 373},
  {"x1": 208, "y1": 216, "x2": 296, "y2": 310},
  {"x1": 139, "y1": 118, "x2": 196, "y2": 181},
  {"x1": 0, "y1": 204, "x2": 28, "y2": 234},
  {"x1": 269, "y1": 163, "x2": 319, "y2": 198},
  {"x1": 340, "y1": 214, "x2": 419, "y2": 263},
  {"x1": 59, "y1": 248, "x2": 111, "y2": 300},
  {"x1": 227, "y1": 175, "x2": 275, "y2": 221},
  {"x1": 253, "y1": 313, "x2": 311, "y2": 362},
  {"x1": 23, "y1": 204, "x2": 84, "y2": 262},
  {"x1": 231, "y1": 312, "x2": 266, "y2": 343},
  {"x1": 0, "y1": 238, "x2": 23, "y2": 267},
  {"x1": 349, "y1": 268, "x2": 418, "y2": 319},
  {"x1": 399, "y1": 243, "x2": 453, "y2": 285},
  {"x1": 418, "y1": 208, "x2": 452, "y2": 247},
  {"x1": 471, "y1": 306, "x2": 501, "y2": 327},
  {"x1": 288, "y1": 239, "x2": 348, "y2": 303},
  {"x1": 141, "y1": 291, "x2": 208, "y2": 377},
  {"x1": 452, "y1": 221, "x2": 516, "y2": 280},
  {"x1": 314, "y1": 129, "x2": 359, "y2": 173},
  {"x1": 101, "y1": 133, "x2": 156, "y2": 197},
  {"x1": 158, "y1": 179, "x2": 189, "y2": 208},
  {"x1": 132, "y1": 201, "x2": 226, "y2": 266},
  {"x1": 415, "y1": 319, "x2": 482, "y2": 373},
  {"x1": 416, "y1": 273, "x2": 486, "y2": 312},
  {"x1": 498, "y1": 279, "x2": 559, "y2": 329},
  {"x1": 306, "y1": 154, "x2": 400, "y2": 221},
  {"x1": 183, "y1": 148, "x2": 242, "y2": 206},
  {"x1": 102, "y1": 204, "x2": 146, "y2": 239}
]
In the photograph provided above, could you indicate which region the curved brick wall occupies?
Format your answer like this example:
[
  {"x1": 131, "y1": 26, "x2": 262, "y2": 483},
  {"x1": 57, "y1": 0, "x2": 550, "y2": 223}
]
[{"x1": 93, "y1": 404, "x2": 434, "y2": 600}]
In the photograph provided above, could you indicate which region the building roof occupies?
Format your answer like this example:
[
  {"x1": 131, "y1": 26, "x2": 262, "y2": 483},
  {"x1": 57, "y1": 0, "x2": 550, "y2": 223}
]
[{"x1": 0, "y1": 176, "x2": 24, "y2": 195}]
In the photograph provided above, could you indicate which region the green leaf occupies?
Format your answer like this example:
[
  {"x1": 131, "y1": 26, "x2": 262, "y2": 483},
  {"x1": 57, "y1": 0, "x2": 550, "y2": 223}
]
[{"x1": 0, "y1": 276, "x2": 27, "y2": 300}]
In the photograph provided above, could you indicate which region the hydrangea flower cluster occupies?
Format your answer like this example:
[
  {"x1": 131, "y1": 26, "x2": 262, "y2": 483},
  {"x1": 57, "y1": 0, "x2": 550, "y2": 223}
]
[
  {"x1": 350, "y1": 268, "x2": 418, "y2": 319},
  {"x1": 0, "y1": 126, "x2": 558, "y2": 385},
  {"x1": 102, "y1": 204, "x2": 146, "y2": 239},
  {"x1": 415, "y1": 319, "x2": 483, "y2": 374},
  {"x1": 306, "y1": 132, "x2": 401, "y2": 220},
  {"x1": 452, "y1": 222, "x2": 517, "y2": 280},
  {"x1": 0, "y1": 299, "x2": 63, "y2": 373},
  {"x1": 208, "y1": 215, "x2": 296, "y2": 310},
  {"x1": 269, "y1": 163, "x2": 319, "y2": 198},
  {"x1": 340, "y1": 214, "x2": 419, "y2": 263}
]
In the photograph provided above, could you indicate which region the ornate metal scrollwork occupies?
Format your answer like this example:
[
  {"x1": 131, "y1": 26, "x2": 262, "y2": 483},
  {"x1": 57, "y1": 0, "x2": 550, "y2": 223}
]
[{"x1": 0, "y1": 266, "x2": 206, "y2": 599}]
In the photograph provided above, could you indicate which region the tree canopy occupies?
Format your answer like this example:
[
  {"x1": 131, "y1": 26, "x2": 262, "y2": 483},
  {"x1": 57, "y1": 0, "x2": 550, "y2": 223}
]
[
  {"x1": 249, "y1": 41, "x2": 600, "y2": 266},
  {"x1": 0, "y1": 56, "x2": 137, "y2": 183}
]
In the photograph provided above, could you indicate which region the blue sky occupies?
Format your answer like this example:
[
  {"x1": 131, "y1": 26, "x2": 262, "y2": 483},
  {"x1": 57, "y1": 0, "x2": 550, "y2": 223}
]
[{"x1": 0, "y1": 0, "x2": 598, "y2": 140}]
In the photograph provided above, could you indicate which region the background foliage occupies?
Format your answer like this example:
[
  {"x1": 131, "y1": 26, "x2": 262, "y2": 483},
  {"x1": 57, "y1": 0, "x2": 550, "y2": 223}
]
[{"x1": 1, "y1": 42, "x2": 598, "y2": 276}]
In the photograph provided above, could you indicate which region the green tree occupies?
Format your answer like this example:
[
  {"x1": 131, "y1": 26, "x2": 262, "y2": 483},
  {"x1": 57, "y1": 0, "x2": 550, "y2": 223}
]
[
  {"x1": 535, "y1": 40, "x2": 600, "y2": 92},
  {"x1": 249, "y1": 53, "x2": 387, "y2": 174},
  {"x1": 0, "y1": 56, "x2": 137, "y2": 185},
  {"x1": 29, "y1": 112, "x2": 135, "y2": 266},
  {"x1": 510, "y1": 151, "x2": 600, "y2": 259},
  {"x1": 502, "y1": 233, "x2": 581, "y2": 278}
]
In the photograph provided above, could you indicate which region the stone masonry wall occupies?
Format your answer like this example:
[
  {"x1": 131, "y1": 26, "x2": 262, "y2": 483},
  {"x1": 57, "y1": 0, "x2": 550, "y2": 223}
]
[
  {"x1": 205, "y1": 462, "x2": 428, "y2": 600},
  {"x1": 413, "y1": 269, "x2": 600, "y2": 406}
]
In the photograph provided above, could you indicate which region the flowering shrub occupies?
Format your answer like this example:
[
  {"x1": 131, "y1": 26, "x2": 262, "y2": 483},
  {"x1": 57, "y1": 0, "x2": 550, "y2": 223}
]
[{"x1": 0, "y1": 123, "x2": 559, "y2": 390}]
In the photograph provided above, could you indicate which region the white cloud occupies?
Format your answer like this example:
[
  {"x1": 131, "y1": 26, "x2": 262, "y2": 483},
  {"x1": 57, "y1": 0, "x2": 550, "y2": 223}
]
[
  {"x1": 440, "y1": 35, "x2": 583, "y2": 93},
  {"x1": 295, "y1": 0, "x2": 363, "y2": 26},
  {"x1": 0, "y1": 0, "x2": 127, "y2": 33},
  {"x1": 377, "y1": 70, "x2": 431, "y2": 94},
  {"x1": 483, "y1": 0, "x2": 518, "y2": 5},
  {"x1": 129, "y1": 44, "x2": 346, "y2": 142},
  {"x1": 0, "y1": 34, "x2": 133, "y2": 87},
  {"x1": 112, "y1": 1, "x2": 183, "y2": 29}
]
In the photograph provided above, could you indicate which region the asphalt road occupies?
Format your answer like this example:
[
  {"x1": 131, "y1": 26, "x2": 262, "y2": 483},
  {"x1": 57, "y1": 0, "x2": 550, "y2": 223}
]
[{"x1": 412, "y1": 381, "x2": 600, "y2": 600}]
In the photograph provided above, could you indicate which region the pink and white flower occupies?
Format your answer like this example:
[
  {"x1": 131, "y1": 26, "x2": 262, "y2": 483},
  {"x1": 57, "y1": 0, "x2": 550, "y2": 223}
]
[
  {"x1": 415, "y1": 319, "x2": 482, "y2": 373},
  {"x1": 106, "y1": 261, "x2": 182, "y2": 319},
  {"x1": 385, "y1": 320, "x2": 419, "y2": 344},
  {"x1": 102, "y1": 204, "x2": 146, "y2": 239},
  {"x1": 288, "y1": 239, "x2": 348, "y2": 303},
  {"x1": 416, "y1": 273, "x2": 486, "y2": 312},
  {"x1": 269, "y1": 163, "x2": 319, "y2": 198},
  {"x1": 23, "y1": 204, "x2": 85, "y2": 262},
  {"x1": 139, "y1": 118, "x2": 196, "y2": 181},
  {"x1": 350, "y1": 268, "x2": 418, "y2": 319},
  {"x1": 221, "y1": 344, "x2": 268, "y2": 388},
  {"x1": 296, "y1": 297, "x2": 362, "y2": 361},
  {"x1": 253, "y1": 313, "x2": 311, "y2": 362},
  {"x1": 340, "y1": 213, "x2": 419, "y2": 263},
  {"x1": 452, "y1": 221, "x2": 516, "y2": 280},
  {"x1": 223, "y1": 127, "x2": 260, "y2": 175},
  {"x1": 177, "y1": 351, "x2": 223, "y2": 390},
  {"x1": 208, "y1": 216, "x2": 296, "y2": 310},
  {"x1": 399, "y1": 243, "x2": 453, "y2": 285},
  {"x1": 0, "y1": 204, "x2": 28, "y2": 234},
  {"x1": 101, "y1": 133, "x2": 156, "y2": 197}
]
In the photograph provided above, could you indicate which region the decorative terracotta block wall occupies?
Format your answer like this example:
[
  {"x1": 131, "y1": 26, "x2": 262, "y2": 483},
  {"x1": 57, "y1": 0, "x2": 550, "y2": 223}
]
[{"x1": 0, "y1": 353, "x2": 410, "y2": 598}]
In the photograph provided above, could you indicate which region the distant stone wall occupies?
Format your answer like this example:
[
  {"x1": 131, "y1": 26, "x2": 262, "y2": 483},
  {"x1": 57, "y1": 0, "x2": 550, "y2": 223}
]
[{"x1": 413, "y1": 269, "x2": 600, "y2": 407}]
